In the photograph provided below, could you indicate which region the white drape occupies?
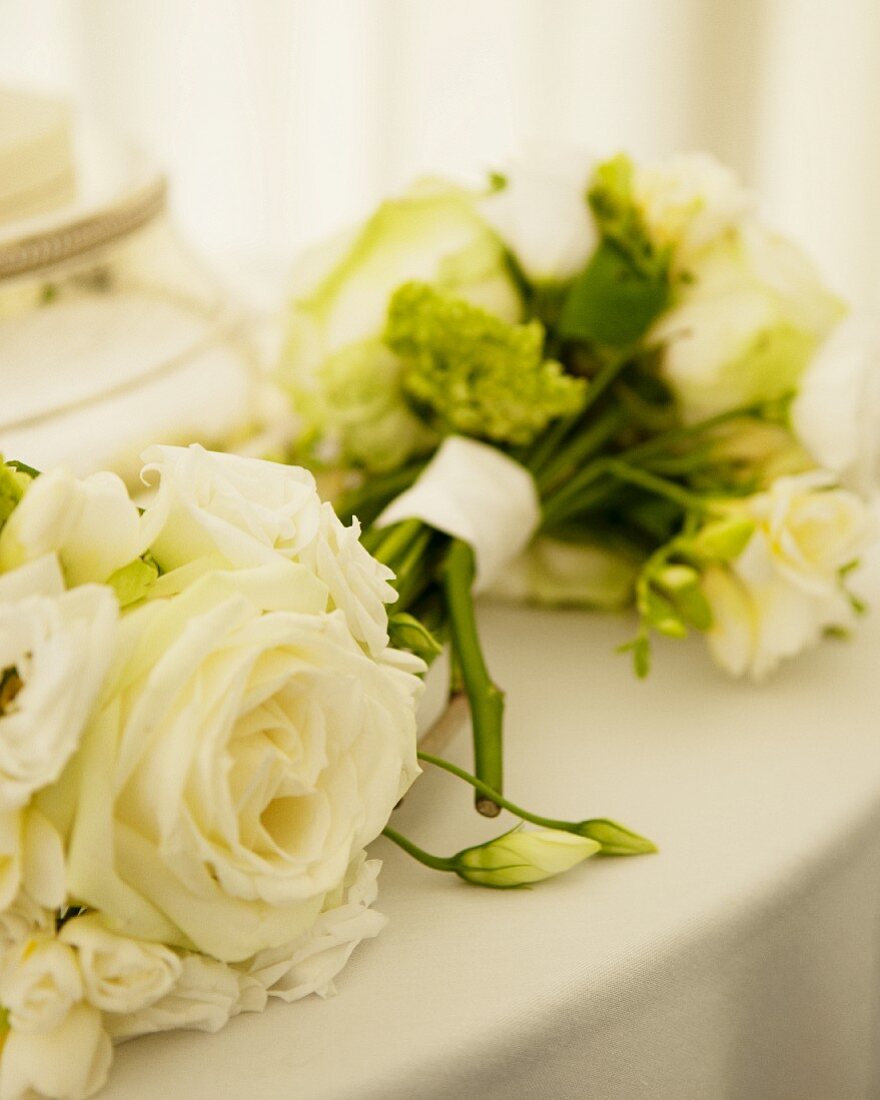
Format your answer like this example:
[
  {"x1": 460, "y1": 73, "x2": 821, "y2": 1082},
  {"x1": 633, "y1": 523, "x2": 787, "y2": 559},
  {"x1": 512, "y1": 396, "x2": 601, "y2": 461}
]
[{"x1": 1, "y1": 0, "x2": 879, "y2": 305}]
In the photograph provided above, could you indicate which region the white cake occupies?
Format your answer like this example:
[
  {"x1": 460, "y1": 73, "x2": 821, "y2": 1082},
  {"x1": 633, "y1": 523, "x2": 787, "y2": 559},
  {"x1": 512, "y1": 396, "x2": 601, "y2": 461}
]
[{"x1": 0, "y1": 88, "x2": 75, "y2": 224}]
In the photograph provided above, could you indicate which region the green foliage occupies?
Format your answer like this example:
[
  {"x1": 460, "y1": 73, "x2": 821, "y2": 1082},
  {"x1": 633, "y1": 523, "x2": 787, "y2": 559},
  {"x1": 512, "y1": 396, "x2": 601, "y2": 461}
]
[
  {"x1": 388, "y1": 611, "x2": 443, "y2": 664},
  {"x1": 0, "y1": 460, "x2": 32, "y2": 530},
  {"x1": 386, "y1": 282, "x2": 586, "y2": 445},
  {"x1": 107, "y1": 555, "x2": 159, "y2": 608},
  {"x1": 558, "y1": 154, "x2": 671, "y2": 349}
]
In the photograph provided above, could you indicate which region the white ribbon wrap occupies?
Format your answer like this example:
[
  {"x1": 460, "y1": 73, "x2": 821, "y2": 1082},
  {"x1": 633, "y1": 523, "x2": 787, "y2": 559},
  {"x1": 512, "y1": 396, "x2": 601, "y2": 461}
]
[{"x1": 376, "y1": 436, "x2": 540, "y2": 592}]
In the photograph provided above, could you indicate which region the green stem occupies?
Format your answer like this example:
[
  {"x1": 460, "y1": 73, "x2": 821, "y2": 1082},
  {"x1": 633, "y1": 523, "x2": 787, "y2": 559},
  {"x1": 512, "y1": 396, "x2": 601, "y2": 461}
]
[
  {"x1": 372, "y1": 518, "x2": 425, "y2": 569},
  {"x1": 536, "y1": 404, "x2": 626, "y2": 493},
  {"x1": 441, "y1": 540, "x2": 504, "y2": 817},
  {"x1": 417, "y1": 752, "x2": 573, "y2": 831},
  {"x1": 382, "y1": 826, "x2": 456, "y2": 872},
  {"x1": 417, "y1": 752, "x2": 657, "y2": 855},
  {"x1": 601, "y1": 461, "x2": 711, "y2": 513}
]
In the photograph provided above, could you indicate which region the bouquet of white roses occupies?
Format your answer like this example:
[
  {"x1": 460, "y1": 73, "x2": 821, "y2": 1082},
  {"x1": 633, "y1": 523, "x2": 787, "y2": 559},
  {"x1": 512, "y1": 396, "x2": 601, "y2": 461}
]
[
  {"x1": 276, "y1": 146, "x2": 877, "y2": 810},
  {"x1": 0, "y1": 446, "x2": 652, "y2": 1099}
]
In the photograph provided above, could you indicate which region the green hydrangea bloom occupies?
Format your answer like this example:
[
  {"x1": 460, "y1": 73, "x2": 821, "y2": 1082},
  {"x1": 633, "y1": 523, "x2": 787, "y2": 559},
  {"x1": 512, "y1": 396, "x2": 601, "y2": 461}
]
[{"x1": 386, "y1": 282, "x2": 586, "y2": 445}]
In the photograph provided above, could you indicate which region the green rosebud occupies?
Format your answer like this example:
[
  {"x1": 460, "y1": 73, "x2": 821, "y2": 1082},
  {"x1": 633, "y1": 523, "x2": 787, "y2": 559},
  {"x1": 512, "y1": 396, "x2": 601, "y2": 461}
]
[{"x1": 454, "y1": 827, "x2": 600, "y2": 888}]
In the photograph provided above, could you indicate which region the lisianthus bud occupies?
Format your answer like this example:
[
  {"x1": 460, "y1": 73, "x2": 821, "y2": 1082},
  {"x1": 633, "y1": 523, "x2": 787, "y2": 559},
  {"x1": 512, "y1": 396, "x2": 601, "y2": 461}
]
[{"x1": 454, "y1": 828, "x2": 600, "y2": 888}]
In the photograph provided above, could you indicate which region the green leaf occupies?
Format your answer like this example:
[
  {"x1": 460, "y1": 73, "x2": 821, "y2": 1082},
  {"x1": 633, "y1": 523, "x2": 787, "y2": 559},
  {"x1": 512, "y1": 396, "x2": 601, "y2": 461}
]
[
  {"x1": 617, "y1": 634, "x2": 652, "y2": 678},
  {"x1": 558, "y1": 240, "x2": 670, "y2": 348},
  {"x1": 388, "y1": 612, "x2": 443, "y2": 664},
  {"x1": 107, "y1": 555, "x2": 159, "y2": 608},
  {"x1": 0, "y1": 460, "x2": 32, "y2": 529}
]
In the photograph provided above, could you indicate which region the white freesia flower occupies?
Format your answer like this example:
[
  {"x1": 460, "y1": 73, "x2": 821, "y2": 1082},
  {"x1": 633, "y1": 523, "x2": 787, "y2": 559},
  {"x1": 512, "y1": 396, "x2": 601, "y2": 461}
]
[
  {"x1": 701, "y1": 472, "x2": 873, "y2": 678},
  {"x1": 634, "y1": 152, "x2": 752, "y2": 269},
  {"x1": 791, "y1": 315, "x2": 880, "y2": 495},
  {"x1": 0, "y1": 469, "x2": 148, "y2": 585},
  {"x1": 105, "y1": 954, "x2": 266, "y2": 1043},
  {"x1": 650, "y1": 225, "x2": 845, "y2": 421},
  {"x1": 1, "y1": 937, "x2": 82, "y2": 1034},
  {"x1": 481, "y1": 143, "x2": 598, "y2": 282},
  {"x1": 246, "y1": 853, "x2": 386, "y2": 1002},
  {"x1": 0, "y1": 555, "x2": 116, "y2": 813},
  {"x1": 62, "y1": 558, "x2": 421, "y2": 963},
  {"x1": 142, "y1": 445, "x2": 397, "y2": 657},
  {"x1": 59, "y1": 914, "x2": 181, "y2": 1015},
  {"x1": 0, "y1": 1003, "x2": 111, "y2": 1100}
]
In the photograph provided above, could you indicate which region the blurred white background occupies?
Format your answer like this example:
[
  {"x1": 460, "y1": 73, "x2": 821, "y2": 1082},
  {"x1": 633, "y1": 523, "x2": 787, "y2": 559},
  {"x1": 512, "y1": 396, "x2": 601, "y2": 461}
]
[{"x1": 1, "y1": 0, "x2": 879, "y2": 305}]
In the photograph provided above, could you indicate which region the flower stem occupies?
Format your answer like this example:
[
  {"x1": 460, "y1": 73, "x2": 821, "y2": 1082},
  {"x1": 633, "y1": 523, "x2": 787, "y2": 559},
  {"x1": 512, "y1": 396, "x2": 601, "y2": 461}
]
[
  {"x1": 600, "y1": 460, "x2": 711, "y2": 513},
  {"x1": 417, "y1": 752, "x2": 657, "y2": 855},
  {"x1": 382, "y1": 826, "x2": 456, "y2": 872},
  {"x1": 441, "y1": 539, "x2": 504, "y2": 817}
]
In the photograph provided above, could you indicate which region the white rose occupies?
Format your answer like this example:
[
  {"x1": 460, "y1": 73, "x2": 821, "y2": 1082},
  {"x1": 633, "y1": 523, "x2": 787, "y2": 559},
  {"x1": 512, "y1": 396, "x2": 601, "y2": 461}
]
[
  {"x1": 0, "y1": 469, "x2": 148, "y2": 585},
  {"x1": 634, "y1": 152, "x2": 752, "y2": 269},
  {"x1": 62, "y1": 560, "x2": 421, "y2": 963},
  {"x1": 701, "y1": 472, "x2": 873, "y2": 678},
  {"x1": 481, "y1": 142, "x2": 598, "y2": 282},
  {"x1": 0, "y1": 555, "x2": 117, "y2": 812},
  {"x1": 105, "y1": 954, "x2": 265, "y2": 1043},
  {"x1": 59, "y1": 914, "x2": 181, "y2": 1015},
  {"x1": 142, "y1": 446, "x2": 397, "y2": 657},
  {"x1": 650, "y1": 225, "x2": 845, "y2": 422},
  {"x1": 1, "y1": 938, "x2": 82, "y2": 1034},
  {"x1": 246, "y1": 853, "x2": 386, "y2": 1002},
  {"x1": 0, "y1": 1002, "x2": 111, "y2": 1100},
  {"x1": 792, "y1": 315, "x2": 880, "y2": 495}
]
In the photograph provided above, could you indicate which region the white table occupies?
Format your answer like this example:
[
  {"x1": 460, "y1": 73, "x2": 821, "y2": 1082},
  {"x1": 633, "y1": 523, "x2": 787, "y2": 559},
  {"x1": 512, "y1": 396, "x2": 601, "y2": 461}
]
[{"x1": 105, "y1": 585, "x2": 880, "y2": 1099}]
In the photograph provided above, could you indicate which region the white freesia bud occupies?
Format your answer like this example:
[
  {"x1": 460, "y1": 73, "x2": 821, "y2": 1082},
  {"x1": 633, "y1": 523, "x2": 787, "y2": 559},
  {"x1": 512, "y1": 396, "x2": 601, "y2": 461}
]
[
  {"x1": 141, "y1": 446, "x2": 397, "y2": 656},
  {"x1": 0, "y1": 555, "x2": 117, "y2": 812},
  {"x1": 63, "y1": 558, "x2": 421, "y2": 964},
  {"x1": 59, "y1": 914, "x2": 181, "y2": 1015},
  {"x1": 481, "y1": 143, "x2": 598, "y2": 282},
  {"x1": 791, "y1": 315, "x2": 880, "y2": 495},
  {"x1": 246, "y1": 854, "x2": 387, "y2": 1002},
  {"x1": 650, "y1": 225, "x2": 845, "y2": 422},
  {"x1": 701, "y1": 472, "x2": 874, "y2": 678},
  {"x1": 0, "y1": 469, "x2": 149, "y2": 586},
  {"x1": 105, "y1": 954, "x2": 266, "y2": 1043},
  {"x1": 1, "y1": 938, "x2": 82, "y2": 1034},
  {"x1": 0, "y1": 894, "x2": 51, "y2": 955},
  {"x1": 634, "y1": 152, "x2": 752, "y2": 269},
  {"x1": 0, "y1": 1002, "x2": 111, "y2": 1100},
  {"x1": 455, "y1": 828, "x2": 600, "y2": 888}
]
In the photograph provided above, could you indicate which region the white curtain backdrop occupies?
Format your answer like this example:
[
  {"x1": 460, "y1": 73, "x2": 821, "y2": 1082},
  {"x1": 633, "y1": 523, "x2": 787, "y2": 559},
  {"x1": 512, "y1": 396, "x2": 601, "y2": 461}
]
[{"x1": 1, "y1": 0, "x2": 879, "y2": 306}]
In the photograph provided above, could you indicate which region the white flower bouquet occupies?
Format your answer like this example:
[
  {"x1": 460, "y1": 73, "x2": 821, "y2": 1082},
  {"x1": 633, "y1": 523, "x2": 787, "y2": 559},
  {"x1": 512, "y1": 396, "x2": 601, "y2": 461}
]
[
  {"x1": 0, "y1": 446, "x2": 649, "y2": 1098},
  {"x1": 275, "y1": 146, "x2": 877, "y2": 813}
]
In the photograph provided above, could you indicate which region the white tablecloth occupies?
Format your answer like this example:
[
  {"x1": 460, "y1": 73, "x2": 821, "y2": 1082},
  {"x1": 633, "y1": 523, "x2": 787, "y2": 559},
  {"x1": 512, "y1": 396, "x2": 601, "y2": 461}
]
[{"x1": 105, "y1": 592, "x2": 880, "y2": 1099}]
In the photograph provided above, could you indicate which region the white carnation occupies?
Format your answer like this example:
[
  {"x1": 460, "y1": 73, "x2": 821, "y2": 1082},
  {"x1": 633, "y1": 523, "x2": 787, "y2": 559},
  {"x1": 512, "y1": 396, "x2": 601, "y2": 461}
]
[{"x1": 141, "y1": 446, "x2": 397, "y2": 656}]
